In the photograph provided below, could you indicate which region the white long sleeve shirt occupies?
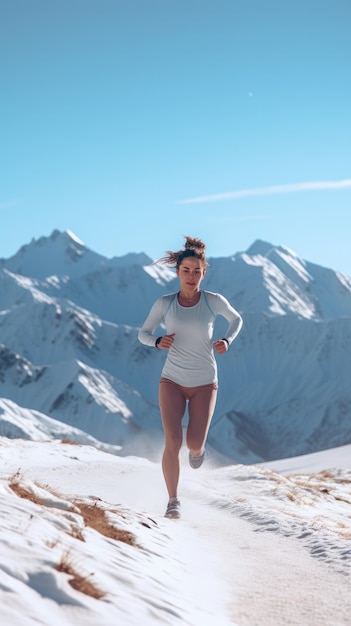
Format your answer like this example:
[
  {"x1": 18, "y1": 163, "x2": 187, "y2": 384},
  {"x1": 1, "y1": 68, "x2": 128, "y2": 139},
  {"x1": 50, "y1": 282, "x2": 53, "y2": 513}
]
[{"x1": 138, "y1": 290, "x2": 243, "y2": 387}]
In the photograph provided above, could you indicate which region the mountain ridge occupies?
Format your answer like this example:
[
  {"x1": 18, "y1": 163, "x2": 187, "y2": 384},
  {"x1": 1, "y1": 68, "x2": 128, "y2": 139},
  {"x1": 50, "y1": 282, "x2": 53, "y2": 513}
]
[{"x1": 1, "y1": 229, "x2": 350, "y2": 463}]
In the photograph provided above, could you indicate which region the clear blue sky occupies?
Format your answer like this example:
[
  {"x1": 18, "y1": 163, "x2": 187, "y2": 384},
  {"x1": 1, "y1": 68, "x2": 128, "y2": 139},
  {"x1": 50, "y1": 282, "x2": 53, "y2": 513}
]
[{"x1": 1, "y1": 0, "x2": 351, "y2": 274}]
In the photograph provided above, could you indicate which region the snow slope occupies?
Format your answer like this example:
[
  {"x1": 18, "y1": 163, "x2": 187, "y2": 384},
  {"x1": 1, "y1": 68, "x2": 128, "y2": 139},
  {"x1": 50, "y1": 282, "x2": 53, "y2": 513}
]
[{"x1": 0, "y1": 438, "x2": 350, "y2": 625}]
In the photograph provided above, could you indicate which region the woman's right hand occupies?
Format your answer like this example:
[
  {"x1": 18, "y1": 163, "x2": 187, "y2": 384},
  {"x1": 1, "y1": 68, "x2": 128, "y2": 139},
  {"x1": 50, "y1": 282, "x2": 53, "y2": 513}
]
[{"x1": 158, "y1": 333, "x2": 175, "y2": 349}]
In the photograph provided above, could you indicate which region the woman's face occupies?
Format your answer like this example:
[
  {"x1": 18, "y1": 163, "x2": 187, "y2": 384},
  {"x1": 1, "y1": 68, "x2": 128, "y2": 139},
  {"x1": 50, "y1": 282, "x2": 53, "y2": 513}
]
[{"x1": 176, "y1": 256, "x2": 206, "y2": 291}]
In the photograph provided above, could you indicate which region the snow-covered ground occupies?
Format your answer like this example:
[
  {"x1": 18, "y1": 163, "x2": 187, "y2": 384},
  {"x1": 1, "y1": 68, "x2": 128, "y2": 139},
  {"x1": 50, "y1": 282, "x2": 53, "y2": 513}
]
[{"x1": 1, "y1": 438, "x2": 350, "y2": 625}]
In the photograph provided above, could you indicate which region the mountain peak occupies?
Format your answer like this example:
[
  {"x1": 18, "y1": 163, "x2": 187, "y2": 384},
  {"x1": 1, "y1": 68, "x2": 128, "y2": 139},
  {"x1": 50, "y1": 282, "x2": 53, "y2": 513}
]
[
  {"x1": 246, "y1": 239, "x2": 274, "y2": 257},
  {"x1": 25, "y1": 229, "x2": 85, "y2": 251},
  {"x1": 53, "y1": 229, "x2": 86, "y2": 247},
  {"x1": 2, "y1": 229, "x2": 106, "y2": 279}
]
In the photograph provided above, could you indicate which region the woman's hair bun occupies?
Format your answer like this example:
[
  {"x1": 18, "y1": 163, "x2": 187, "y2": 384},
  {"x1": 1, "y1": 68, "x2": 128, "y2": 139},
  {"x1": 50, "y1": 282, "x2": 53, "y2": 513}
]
[
  {"x1": 155, "y1": 236, "x2": 208, "y2": 268},
  {"x1": 184, "y1": 236, "x2": 206, "y2": 252}
]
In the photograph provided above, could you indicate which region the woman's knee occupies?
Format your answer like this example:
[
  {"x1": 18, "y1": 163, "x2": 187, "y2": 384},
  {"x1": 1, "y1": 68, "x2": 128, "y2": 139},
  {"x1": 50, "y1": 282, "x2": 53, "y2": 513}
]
[{"x1": 164, "y1": 429, "x2": 183, "y2": 452}]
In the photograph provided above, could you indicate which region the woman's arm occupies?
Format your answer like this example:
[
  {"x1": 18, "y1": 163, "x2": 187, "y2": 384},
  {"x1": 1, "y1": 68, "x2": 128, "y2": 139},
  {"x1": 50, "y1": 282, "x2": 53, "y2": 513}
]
[
  {"x1": 212, "y1": 293, "x2": 243, "y2": 346},
  {"x1": 138, "y1": 298, "x2": 166, "y2": 347}
]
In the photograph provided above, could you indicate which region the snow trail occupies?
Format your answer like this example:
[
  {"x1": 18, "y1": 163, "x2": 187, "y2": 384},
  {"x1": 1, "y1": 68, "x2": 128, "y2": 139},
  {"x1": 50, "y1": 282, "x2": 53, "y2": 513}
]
[
  {"x1": 182, "y1": 494, "x2": 351, "y2": 626},
  {"x1": 2, "y1": 439, "x2": 350, "y2": 626}
]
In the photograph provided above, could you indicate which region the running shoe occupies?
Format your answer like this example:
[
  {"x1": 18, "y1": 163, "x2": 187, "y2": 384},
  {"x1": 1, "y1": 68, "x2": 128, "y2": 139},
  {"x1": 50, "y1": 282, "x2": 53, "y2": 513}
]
[
  {"x1": 189, "y1": 449, "x2": 206, "y2": 469},
  {"x1": 164, "y1": 498, "x2": 181, "y2": 519}
]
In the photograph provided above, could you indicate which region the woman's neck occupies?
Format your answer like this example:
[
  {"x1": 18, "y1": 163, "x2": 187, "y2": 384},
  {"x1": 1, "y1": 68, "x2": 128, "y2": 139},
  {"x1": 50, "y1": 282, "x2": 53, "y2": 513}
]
[{"x1": 178, "y1": 290, "x2": 201, "y2": 306}]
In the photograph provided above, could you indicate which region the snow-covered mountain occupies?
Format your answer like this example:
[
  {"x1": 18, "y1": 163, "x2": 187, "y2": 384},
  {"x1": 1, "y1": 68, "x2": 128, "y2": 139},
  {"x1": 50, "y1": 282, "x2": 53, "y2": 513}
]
[{"x1": 1, "y1": 229, "x2": 351, "y2": 463}]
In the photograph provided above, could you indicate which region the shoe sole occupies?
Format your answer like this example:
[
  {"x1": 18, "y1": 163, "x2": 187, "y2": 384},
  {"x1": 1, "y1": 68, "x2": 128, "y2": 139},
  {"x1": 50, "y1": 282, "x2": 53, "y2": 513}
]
[{"x1": 165, "y1": 511, "x2": 181, "y2": 519}]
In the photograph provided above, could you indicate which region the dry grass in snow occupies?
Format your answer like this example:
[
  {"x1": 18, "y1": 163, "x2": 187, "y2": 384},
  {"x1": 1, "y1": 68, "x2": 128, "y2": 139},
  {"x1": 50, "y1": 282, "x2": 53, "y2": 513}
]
[
  {"x1": 55, "y1": 552, "x2": 106, "y2": 599},
  {"x1": 8, "y1": 470, "x2": 141, "y2": 600}
]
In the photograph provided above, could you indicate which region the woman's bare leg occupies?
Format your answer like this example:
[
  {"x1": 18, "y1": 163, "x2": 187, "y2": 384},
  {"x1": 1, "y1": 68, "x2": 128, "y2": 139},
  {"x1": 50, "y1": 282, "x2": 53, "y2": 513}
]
[
  {"x1": 161, "y1": 436, "x2": 182, "y2": 498},
  {"x1": 186, "y1": 384, "x2": 218, "y2": 457},
  {"x1": 159, "y1": 379, "x2": 186, "y2": 499}
]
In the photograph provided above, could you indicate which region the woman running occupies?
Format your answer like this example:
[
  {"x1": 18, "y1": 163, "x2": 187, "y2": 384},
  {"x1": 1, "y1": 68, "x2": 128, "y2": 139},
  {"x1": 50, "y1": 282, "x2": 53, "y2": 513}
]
[{"x1": 138, "y1": 236, "x2": 243, "y2": 518}]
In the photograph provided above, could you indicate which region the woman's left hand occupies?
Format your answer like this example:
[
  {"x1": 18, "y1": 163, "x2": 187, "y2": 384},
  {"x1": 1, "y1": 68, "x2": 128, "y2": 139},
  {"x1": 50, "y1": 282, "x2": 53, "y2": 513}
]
[{"x1": 213, "y1": 339, "x2": 228, "y2": 354}]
